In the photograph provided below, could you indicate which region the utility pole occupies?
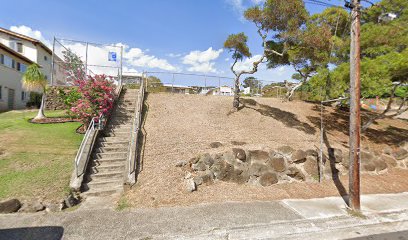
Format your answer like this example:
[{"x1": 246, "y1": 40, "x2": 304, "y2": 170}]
[{"x1": 347, "y1": 0, "x2": 361, "y2": 211}]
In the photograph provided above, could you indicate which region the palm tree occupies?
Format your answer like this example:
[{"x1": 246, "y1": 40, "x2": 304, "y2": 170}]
[{"x1": 22, "y1": 64, "x2": 48, "y2": 120}]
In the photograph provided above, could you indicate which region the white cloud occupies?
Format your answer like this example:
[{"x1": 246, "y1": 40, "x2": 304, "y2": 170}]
[
  {"x1": 225, "y1": 0, "x2": 246, "y2": 22},
  {"x1": 225, "y1": 58, "x2": 230, "y2": 61},
  {"x1": 10, "y1": 25, "x2": 51, "y2": 48},
  {"x1": 10, "y1": 26, "x2": 176, "y2": 73},
  {"x1": 182, "y1": 47, "x2": 223, "y2": 73},
  {"x1": 251, "y1": 0, "x2": 265, "y2": 5},
  {"x1": 233, "y1": 54, "x2": 264, "y2": 72},
  {"x1": 166, "y1": 53, "x2": 182, "y2": 58}
]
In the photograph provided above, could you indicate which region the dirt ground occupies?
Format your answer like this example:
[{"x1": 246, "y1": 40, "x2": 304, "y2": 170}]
[{"x1": 126, "y1": 93, "x2": 408, "y2": 208}]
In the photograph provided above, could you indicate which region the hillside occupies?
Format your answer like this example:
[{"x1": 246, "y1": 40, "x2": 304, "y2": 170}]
[{"x1": 126, "y1": 93, "x2": 408, "y2": 208}]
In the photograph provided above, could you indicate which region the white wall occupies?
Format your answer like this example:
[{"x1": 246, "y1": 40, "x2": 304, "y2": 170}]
[
  {"x1": 0, "y1": 48, "x2": 32, "y2": 111},
  {"x1": 0, "y1": 32, "x2": 38, "y2": 62}
]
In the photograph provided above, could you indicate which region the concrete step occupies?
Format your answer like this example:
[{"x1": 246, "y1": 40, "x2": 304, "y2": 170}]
[
  {"x1": 89, "y1": 163, "x2": 125, "y2": 174},
  {"x1": 83, "y1": 179, "x2": 123, "y2": 190},
  {"x1": 102, "y1": 131, "x2": 130, "y2": 138},
  {"x1": 94, "y1": 146, "x2": 128, "y2": 153},
  {"x1": 100, "y1": 136, "x2": 131, "y2": 142},
  {"x1": 85, "y1": 171, "x2": 124, "y2": 182},
  {"x1": 81, "y1": 185, "x2": 123, "y2": 197},
  {"x1": 96, "y1": 141, "x2": 129, "y2": 148},
  {"x1": 91, "y1": 157, "x2": 126, "y2": 165},
  {"x1": 104, "y1": 126, "x2": 132, "y2": 132},
  {"x1": 94, "y1": 152, "x2": 127, "y2": 159}
]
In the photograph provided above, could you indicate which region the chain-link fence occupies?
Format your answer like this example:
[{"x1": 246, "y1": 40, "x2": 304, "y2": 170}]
[
  {"x1": 51, "y1": 38, "x2": 123, "y2": 86},
  {"x1": 142, "y1": 71, "x2": 292, "y2": 99}
]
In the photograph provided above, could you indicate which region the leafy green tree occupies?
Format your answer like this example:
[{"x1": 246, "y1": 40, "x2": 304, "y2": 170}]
[
  {"x1": 225, "y1": 0, "x2": 308, "y2": 109},
  {"x1": 243, "y1": 76, "x2": 262, "y2": 95},
  {"x1": 267, "y1": 6, "x2": 350, "y2": 100},
  {"x1": 22, "y1": 64, "x2": 48, "y2": 120}
]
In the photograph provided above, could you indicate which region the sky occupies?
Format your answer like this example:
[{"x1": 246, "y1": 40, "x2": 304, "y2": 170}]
[{"x1": 0, "y1": 0, "x2": 346, "y2": 86}]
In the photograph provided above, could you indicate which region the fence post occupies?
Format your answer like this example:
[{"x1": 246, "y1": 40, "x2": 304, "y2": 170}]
[
  {"x1": 172, "y1": 73, "x2": 175, "y2": 94},
  {"x1": 85, "y1": 42, "x2": 89, "y2": 76},
  {"x1": 50, "y1": 37, "x2": 56, "y2": 86}
]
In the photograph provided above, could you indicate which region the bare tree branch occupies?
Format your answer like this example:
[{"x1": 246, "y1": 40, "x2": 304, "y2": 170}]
[{"x1": 362, "y1": 83, "x2": 407, "y2": 131}]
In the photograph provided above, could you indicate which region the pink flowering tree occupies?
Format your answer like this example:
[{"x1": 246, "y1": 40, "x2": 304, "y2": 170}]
[{"x1": 70, "y1": 74, "x2": 115, "y2": 129}]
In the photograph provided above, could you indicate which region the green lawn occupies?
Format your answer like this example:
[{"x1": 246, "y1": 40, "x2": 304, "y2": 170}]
[{"x1": 0, "y1": 110, "x2": 83, "y2": 202}]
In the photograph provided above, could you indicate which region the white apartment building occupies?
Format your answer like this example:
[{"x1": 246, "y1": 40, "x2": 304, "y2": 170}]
[
  {"x1": 0, "y1": 43, "x2": 34, "y2": 111},
  {"x1": 0, "y1": 27, "x2": 58, "y2": 111}
]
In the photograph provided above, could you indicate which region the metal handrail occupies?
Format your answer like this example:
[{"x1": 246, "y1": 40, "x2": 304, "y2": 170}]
[
  {"x1": 126, "y1": 72, "x2": 146, "y2": 184},
  {"x1": 73, "y1": 83, "x2": 122, "y2": 177}
]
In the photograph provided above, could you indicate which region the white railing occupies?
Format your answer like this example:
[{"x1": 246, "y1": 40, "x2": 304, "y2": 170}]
[{"x1": 126, "y1": 72, "x2": 146, "y2": 184}]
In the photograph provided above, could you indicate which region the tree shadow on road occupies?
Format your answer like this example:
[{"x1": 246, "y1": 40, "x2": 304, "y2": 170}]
[
  {"x1": 0, "y1": 226, "x2": 64, "y2": 240},
  {"x1": 240, "y1": 98, "x2": 317, "y2": 135}
]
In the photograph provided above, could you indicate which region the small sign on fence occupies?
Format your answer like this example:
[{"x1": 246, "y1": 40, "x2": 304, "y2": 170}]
[{"x1": 108, "y1": 52, "x2": 117, "y2": 62}]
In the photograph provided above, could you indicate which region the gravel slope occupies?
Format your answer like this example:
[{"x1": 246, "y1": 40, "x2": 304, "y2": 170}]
[{"x1": 126, "y1": 93, "x2": 408, "y2": 208}]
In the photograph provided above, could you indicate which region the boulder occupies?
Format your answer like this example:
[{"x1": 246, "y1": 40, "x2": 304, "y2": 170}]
[
  {"x1": 342, "y1": 157, "x2": 350, "y2": 169},
  {"x1": 304, "y1": 156, "x2": 319, "y2": 177},
  {"x1": 199, "y1": 153, "x2": 214, "y2": 167},
  {"x1": 328, "y1": 148, "x2": 343, "y2": 163},
  {"x1": 0, "y1": 199, "x2": 21, "y2": 213},
  {"x1": 232, "y1": 148, "x2": 246, "y2": 161},
  {"x1": 64, "y1": 194, "x2": 80, "y2": 208},
  {"x1": 259, "y1": 172, "x2": 278, "y2": 186},
  {"x1": 249, "y1": 163, "x2": 268, "y2": 177},
  {"x1": 361, "y1": 151, "x2": 375, "y2": 163},
  {"x1": 222, "y1": 152, "x2": 236, "y2": 165},
  {"x1": 189, "y1": 157, "x2": 199, "y2": 164},
  {"x1": 192, "y1": 161, "x2": 207, "y2": 171},
  {"x1": 216, "y1": 162, "x2": 234, "y2": 181},
  {"x1": 374, "y1": 160, "x2": 387, "y2": 171},
  {"x1": 45, "y1": 203, "x2": 63, "y2": 213},
  {"x1": 323, "y1": 159, "x2": 339, "y2": 176},
  {"x1": 209, "y1": 160, "x2": 223, "y2": 178},
  {"x1": 230, "y1": 168, "x2": 249, "y2": 184},
  {"x1": 362, "y1": 162, "x2": 376, "y2": 172},
  {"x1": 210, "y1": 142, "x2": 223, "y2": 148},
  {"x1": 249, "y1": 150, "x2": 270, "y2": 164},
  {"x1": 306, "y1": 149, "x2": 318, "y2": 157},
  {"x1": 18, "y1": 201, "x2": 45, "y2": 213},
  {"x1": 175, "y1": 160, "x2": 187, "y2": 167},
  {"x1": 381, "y1": 154, "x2": 398, "y2": 168},
  {"x1": 231, "y1": 141, "x2": 246, "y2": 146},
  {"x1": 193, "y1": 176, "x2": 204, "y2": 186},
  {"x1": 393, "y1": 148, "x2": 408, "y2": 160},
  {"x1": 291, "y1": 150, "x2": 307, "y2": 163},
  {"x1": 185, "y1": 178, "x2": 196, "y2": 192},
  {"x1": 383, "y1": 146, "x2": 393, "y2": 155},
  {"x1": 287, "y1": 167, "x2": 305, "y2": 181},
  {"x1": 200, "y1": 171, "x2": 215, "y2": 184},
  {"x1": 268, "y1": 157, "x2": 286, "y2": 172},
  {"x1": 277, "y1": 146, "x2": 294, "y2": 155}
]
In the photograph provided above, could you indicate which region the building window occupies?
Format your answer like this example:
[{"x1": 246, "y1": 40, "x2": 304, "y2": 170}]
[
  {"x1": 0, "y1": 54, "x2": 3, "y2": 64},
  {"x1": 16, "y1": 62, "x2": 27, "y2": 73},
  {"x1": 21, "y1": 91, "x2": 25, "y2": 101},
  {"x1": 0, "y1": 86, "x2": 2, "y2": 99},
  {"x1": 2, "y1": 55, "x2": 14, "y2": 68},
  {"x1": 17, "y1": 43, "x2": 23, "y2": 53},
  {"x1": 44, "y1": 56, "x2": 48, "y2": 61}
]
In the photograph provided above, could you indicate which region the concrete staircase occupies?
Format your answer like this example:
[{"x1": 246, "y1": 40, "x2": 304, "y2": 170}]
[{"x1": 81, "y1": 88, "x2": 139, "y2": 197}]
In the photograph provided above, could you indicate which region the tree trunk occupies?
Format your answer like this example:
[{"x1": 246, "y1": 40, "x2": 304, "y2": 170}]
[
  {"x1": 286, "y1": 82, "x2": 303, "y2": 101},
  {"x1": 233, "y1": 77, "x2": 240, "y2": 110},
  {"x1": 34, "y1": 93, "x2": 46, "y2": 120}
]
